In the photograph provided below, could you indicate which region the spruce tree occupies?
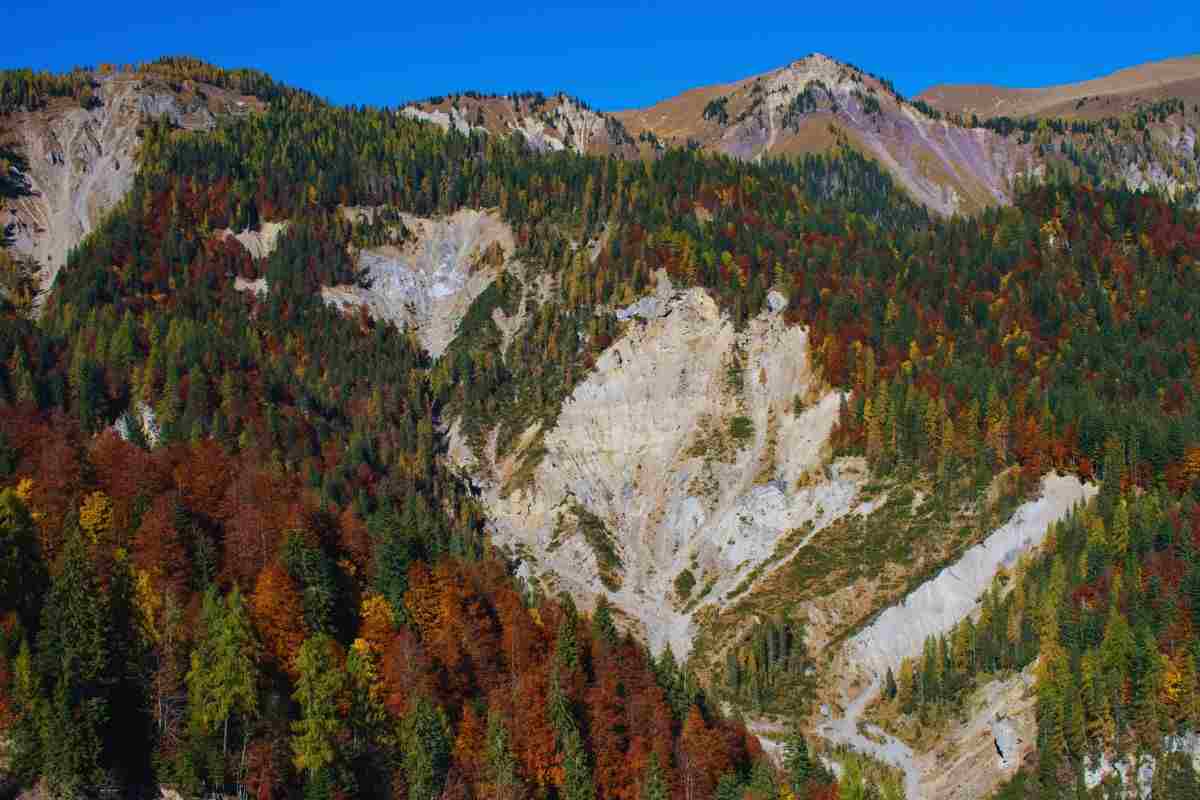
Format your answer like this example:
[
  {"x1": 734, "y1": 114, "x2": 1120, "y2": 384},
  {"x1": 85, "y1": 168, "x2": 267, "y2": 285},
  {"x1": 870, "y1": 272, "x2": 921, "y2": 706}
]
[
  {"x1": 592, "y1": 595, "x2": 618, "y2": 647},
  {"x1": 486, "y1": 711, "x2": 520, "y2": 800},
  {"x1": 36, "y1": 527, "x2": 111, "y2": 795},
  {"x1": 782, "y1": 722, "x2": 815, "y2": 791},
  {"x1": 400, "y1": 696, "x2": 451, "y2": 800}
]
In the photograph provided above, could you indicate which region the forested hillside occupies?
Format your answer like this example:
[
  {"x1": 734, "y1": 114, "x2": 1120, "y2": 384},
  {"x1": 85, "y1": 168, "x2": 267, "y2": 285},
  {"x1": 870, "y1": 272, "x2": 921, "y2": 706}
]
[{"x1": 2, "y1": 55, "x2": 1200, "y2": 800}]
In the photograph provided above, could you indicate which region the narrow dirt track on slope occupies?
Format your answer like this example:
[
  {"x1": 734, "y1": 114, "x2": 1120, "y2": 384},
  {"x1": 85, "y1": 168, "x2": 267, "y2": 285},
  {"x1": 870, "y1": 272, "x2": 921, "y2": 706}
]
[{"x1": 817, "y1": 676, "x2": 922, "y2": 799}]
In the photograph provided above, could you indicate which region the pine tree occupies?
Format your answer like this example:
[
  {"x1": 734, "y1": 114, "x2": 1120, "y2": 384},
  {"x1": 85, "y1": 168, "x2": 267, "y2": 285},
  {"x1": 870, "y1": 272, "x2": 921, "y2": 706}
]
[
  {"x1": 985, "y1": 383, "x2": 1009, "y2": 465},
  {"x1": 1099, "y1": 435, "x2": 1125, "y2": 519},
  {"x1": 1099, "y1": 601, "x2": 1135, "y2": 689},
  {"x1": 559, "y1": 725, "x2": 596, "y2": 800},
  {"x1": 714, "y1": 773, "x2": 742, "y2": 800},
  {"x1": 36, "y1": 528, "x2": 112, "y2": 795},
  {"x1": 10, "y1": 346, "x2": 37, "y2": 407},
  {"x1": 0, "y1": 488, "x2": 47, "y2": 632},
  {"x1": 1110, "y1": 498, "x2": 1130, "y2": 561},
  {"x1": 592, "y1": 595, "x2": 618, "y2": 647},
  {"x1": 6, "y1": 638, "x2": 43, "y2": 783}
]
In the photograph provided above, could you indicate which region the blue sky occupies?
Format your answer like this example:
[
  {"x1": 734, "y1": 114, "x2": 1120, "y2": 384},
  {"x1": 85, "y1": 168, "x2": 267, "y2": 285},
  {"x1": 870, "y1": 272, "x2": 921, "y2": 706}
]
[{"x1": 3, "y1": 2, "x2": 1197, "y2": 111}]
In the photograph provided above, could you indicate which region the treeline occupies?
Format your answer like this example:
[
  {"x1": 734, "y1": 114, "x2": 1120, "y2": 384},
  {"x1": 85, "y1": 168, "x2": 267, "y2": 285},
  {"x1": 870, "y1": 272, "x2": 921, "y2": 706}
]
[
  {"x1": 0, "y1": 55, "x2": 310, "y2": 117},
  {"x1": 965, "y1": 98, "x2": 1192, "y2": 139},
  {"x1": 140, "y1": 55, "x2": 307, "y2": 104},
  {"x1": 0, "y1": 67, "x2": 99, "y2": 113}
]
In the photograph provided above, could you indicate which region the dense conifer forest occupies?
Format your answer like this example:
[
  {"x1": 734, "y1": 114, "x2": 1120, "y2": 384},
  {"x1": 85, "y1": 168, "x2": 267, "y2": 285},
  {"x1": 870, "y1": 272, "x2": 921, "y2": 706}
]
[{"x1": 2, "y1": 56, "x2": 1200, "y2": 799}]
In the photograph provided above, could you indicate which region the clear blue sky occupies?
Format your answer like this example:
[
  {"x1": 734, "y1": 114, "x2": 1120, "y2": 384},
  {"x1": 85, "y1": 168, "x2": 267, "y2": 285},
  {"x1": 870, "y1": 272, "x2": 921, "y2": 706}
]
[{"x1": 2, "y1": 1, "x2": 1197, "y2": 111}]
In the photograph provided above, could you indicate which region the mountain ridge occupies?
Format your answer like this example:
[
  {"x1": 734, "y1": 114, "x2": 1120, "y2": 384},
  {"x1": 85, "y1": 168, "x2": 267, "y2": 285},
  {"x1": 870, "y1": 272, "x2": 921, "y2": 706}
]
[{"x1": 916, "y1": 53, "x2": 1200, "y2": 120}]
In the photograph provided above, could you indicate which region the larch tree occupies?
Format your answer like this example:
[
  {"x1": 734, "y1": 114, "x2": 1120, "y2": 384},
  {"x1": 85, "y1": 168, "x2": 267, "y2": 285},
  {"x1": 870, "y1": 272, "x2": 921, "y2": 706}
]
[
  {"x1": 187, "y1": 586, "x2": 260, "y2": 760},
  {"x1": 291, "y1": 633, "x2": 349, "y2": 779}
]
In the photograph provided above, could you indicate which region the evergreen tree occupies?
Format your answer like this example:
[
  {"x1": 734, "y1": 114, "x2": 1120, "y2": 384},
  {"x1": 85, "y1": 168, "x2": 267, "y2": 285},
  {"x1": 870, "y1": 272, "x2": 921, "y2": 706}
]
[
  {"x1": 291, "y1": 634, "x2": 348, "y2": 778},
  {"x1": 400, "y1": 695, "x2": 451, "y2": 800},
  {"x1": 782, "y1": 722, "x2": 815, "y2": 791},
  {"x1": 0, "y1": 488, "x2": 46, "y2": 633},
  {"x1": 486, "y1": 710, "x2": 520, "y2": 800},
  {"x1": 6, "y1": 638, "x2": 42, "y2": 784},
  {"x1": 592, "y1": 595, "x2": 618, "y2": 647},
  {"x1": 714, "y1": 772, "x2": 742, "y2": 800},
  {"x1": 186, "y1": 586, "x2": 260, "y2": 761},
  {"x1": 640, "y1": 753, "x2": 669, "y2": 800}
]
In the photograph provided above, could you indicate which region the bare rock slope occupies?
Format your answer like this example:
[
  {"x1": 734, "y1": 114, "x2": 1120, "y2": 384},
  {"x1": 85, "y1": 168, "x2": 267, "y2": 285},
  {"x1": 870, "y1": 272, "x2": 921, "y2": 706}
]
[
  {"x1": 401, "y1": 92, "x2": 639, "y2": 157},
  {"x1": 322, "y1": 208, "x2": 515, "y2": 358},
  {"x1": 816, "y1": 473, "x2": 1095, "y2": 800},
  {"x1": 615, "y1": 53, "x2": 1039, "y2": 215},
  {"x1": 451, "y1": 276, "x2": 873, "y2": 656},
  {"x1": 845, "y1": 473, "x2": 1096, "y2": 675},
  {"x1": 3, "y1": 74, "x2": 255, "y2": 298}
]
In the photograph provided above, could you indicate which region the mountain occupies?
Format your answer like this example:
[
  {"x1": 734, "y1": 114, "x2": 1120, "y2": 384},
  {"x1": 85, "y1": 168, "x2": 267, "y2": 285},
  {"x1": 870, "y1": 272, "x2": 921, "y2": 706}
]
[
  {"x1": 0, "y1": 59, "x2": 272, "y2": 297},
  {"x1": 917, "y1": 54, "x2": 1200, "y2": 120},
  {"x1": 4, "y1": 52, "x2": 1200, "y2": 800},
  {"x1": 612, "y1": 53, "x2": 1200, "y2": 216},
  {"x1": 612, "y1": 53, "x2": 1030, "y2": 214},
  {"x1": 400, "y1": 91, "x2": 642, "y2": 157}
]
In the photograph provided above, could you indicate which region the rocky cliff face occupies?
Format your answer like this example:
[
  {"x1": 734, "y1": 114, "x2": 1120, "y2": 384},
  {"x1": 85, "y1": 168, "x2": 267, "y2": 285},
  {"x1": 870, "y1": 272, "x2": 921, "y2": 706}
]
[
  {"x1": 448, "y1": 275, "x2": 875, "y2": 655},
  {"x1": 401, "y1": 92, "x2": 639, "y2": 157},
  {"x1": 322, "y1": 208, "x2": 515, "y2": 358},
  {"x1": 844, "y1": 473, "x2": 1095, "y2": 676},
  {"x1": 2, "y1": 73, "x2": 256, "y2": 299}
]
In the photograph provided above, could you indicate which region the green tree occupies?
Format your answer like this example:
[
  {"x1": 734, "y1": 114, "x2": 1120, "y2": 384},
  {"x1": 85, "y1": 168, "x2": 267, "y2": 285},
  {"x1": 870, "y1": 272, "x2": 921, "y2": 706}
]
[
  {"x1": 186, "y1": 586, "x2": 260, "y2": 759},
  {"x1": 0, "y1": 488, "x2": 46, "y2": 632},
  {"x1": 36, "y1": 527, "x2": 117, "y2": 795},
  {"x1": 6, "y1": 638, "x2": 43, "y2": 783},
  {"x1": 640, "y1": 753, "x2": 669, "y2": 800},
  {"x1": 291, "y1": 633, "x2": 349, "y2": 778},
  {"x1": 486, "y1": 710, "x2": 521, "y2": 800},
  {"x1": 399, "y1": 695, "x2": 451, "y2": 800},
  {"x1": 592, "y1": 595, "x2": 618, "y2": 647},
  {"x1": 559, "y1": 725, "x2": 596, "y2": 800},
  {"x1": 782, "y1": 722, "x2": 816, "y2": 791},
  {"x1": 715, "y1": 772, "x2": 743, "y2": 800},
  {"x1": 1110, "y1": 498, "x2": 1130, "y2": 561}
]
